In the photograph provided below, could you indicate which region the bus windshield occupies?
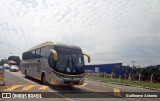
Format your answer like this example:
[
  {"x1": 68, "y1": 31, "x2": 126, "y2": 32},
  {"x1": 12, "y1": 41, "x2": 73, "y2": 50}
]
[{"x1": 54, "y1": 46, "x2": 84, "y2": 74}]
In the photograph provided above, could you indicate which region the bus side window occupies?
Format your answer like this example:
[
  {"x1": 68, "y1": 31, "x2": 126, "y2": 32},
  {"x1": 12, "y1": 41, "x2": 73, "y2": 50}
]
[
  {"x1": 40, "y1": 47, "x2": 46, "y2": 58},
  {"x1": 27, "y1": 51, "x2": 31, "y2": 60},
  {"x1": 22, "y1": 52, "x2": 26, "y2": 60},
  {"x1": 35, "y1": 48, "x2": 40, "y2": 58},
  {"x1": 32, "y1": 50, "x2": 36, "y2": 59}
]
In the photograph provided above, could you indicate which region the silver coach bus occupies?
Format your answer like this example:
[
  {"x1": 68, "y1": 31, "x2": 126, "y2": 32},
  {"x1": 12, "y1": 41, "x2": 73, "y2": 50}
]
[{"x1": 21, "y1": 42, "x2": 91, "y2": 85}]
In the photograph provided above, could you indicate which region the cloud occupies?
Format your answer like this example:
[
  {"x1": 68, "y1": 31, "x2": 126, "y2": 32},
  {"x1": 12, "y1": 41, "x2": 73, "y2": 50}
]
[{"x1": 0, "y1": 0, "x2": 160, "y2": 67}]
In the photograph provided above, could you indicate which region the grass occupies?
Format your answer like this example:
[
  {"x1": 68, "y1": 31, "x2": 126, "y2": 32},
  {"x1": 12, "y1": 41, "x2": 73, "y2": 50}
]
[{"x1": 85, "y1": 74, "x2": 160, "y2": 89}]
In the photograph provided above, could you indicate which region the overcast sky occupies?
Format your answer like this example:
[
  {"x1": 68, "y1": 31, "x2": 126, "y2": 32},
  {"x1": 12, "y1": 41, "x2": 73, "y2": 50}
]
[{"x1": 0, "y1": 0, "x2": 160, "y2": 67}]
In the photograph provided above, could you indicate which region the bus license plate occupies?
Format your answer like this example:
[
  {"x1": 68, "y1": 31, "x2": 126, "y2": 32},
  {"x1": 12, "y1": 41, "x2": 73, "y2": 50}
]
[{"x1": 73, "y1": 77, "x2": 80, "y2": 81}]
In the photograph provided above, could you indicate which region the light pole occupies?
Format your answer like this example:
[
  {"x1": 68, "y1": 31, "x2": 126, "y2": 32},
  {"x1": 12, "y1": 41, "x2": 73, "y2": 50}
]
[
  {"x1": 131, "y1": 61, "x2": 137, "y2": 80},
  {"x1": 131, "y1": 61, "x2": 137, "y2": 68}
]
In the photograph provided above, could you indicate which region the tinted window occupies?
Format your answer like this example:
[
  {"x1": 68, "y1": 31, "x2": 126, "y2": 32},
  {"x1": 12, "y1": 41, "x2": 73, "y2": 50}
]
[
  {"x1": 22, "y1": 52, "x2": 26, "y2": 60},
  {"x1": 22, "y1": 53, "x2": 25, "y2": 60},
  {"x1": 22, "y1": 51, "x2": 34, "y2": 60},
  {"x1": 35, "y1": 48, "x2": 40, "y2": 58},
  {"x1": 54, "y1": 46, "x2": 82, "y2": 54},
  {"x1": 28, "y1": 51, "x2": 32, "y2": 59},
  {"x1": 32, "y1": 50, "x2": 36, "y2": 59},
  {"x1": 40, "y1": 47, "x2": 46, "y2": 58}
]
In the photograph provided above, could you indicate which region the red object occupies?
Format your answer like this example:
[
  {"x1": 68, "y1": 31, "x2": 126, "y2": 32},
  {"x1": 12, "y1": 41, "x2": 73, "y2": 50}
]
[{"x1": 18, "y1": 67, "x2": 22, "y2": 71}]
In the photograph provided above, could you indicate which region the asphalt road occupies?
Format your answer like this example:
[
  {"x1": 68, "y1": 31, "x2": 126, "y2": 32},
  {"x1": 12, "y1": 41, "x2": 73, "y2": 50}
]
[{"x1": 0, "y1": 70, "x2": 160, "y2": 101}]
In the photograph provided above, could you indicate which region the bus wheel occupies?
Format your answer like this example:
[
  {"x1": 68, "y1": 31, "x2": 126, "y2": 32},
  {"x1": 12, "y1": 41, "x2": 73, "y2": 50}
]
[{"x1": 41, "y1": 74, "x2": 46, "y2": 85}]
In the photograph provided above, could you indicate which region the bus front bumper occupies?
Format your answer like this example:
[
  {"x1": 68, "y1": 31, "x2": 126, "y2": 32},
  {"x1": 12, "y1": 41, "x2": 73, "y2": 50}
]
[{"x1": 56, "y1": 76, "x2": 84, "y2": 85}]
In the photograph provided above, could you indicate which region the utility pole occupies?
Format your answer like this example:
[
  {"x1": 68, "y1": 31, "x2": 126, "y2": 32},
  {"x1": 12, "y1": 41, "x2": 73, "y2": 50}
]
[
  {"x1": 131, "y1": 61, "x2": 137, "y2": 80},
  {"x1": 131, "y1": 61, "x2": 137, "y2": 68}
]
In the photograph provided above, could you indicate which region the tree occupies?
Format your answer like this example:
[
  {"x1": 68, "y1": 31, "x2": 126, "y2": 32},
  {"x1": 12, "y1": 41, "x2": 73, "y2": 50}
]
[
  {"x1": 153, "y1": 65, "x2": 160, "y2": 81},
  {"x1": 140, "y1": 65, "x2": 160, "y2": 82},
  {"x1": 141, "y1": 67, "x2": 151, "y2": 81},
  {"x1": 112, "y1": 64, "x2": 121, "y2": 82},
  {"x1": 135, "y1": 67, "x2": 142, "y2": 74},
  {"x1": 8, "y1": 56, "x2": 21, "y2": 65},
  {"x1": 0, "y1": 59, "x2": 9, "y2": 66},
  {"x1": 124, "y1": 65, "x2": 132, "y2": 75}
]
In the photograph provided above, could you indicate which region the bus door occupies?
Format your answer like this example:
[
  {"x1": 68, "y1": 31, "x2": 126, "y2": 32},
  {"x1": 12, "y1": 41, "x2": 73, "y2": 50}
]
[
  {"x1": 31, "y1": 50, "x2": 36, "y2": 77},
  {"x1": 35, "y1": 59, "x2": 41, "y2": 80},
  {"x1": 35, "y1": 47, "x2": 46, "y2": 80},
  {"x1": 35, "y1": 48, "x2": 41, "y2": 80}
]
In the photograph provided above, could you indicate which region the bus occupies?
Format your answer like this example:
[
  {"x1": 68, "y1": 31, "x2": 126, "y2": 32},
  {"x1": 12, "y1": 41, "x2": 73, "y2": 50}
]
[{"x1": 21, "y1": 42, "x2": 91, "y2": 85}]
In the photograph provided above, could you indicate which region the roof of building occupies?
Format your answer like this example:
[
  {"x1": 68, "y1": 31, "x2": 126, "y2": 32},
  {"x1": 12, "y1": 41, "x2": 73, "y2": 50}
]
[
  {"x1": 85, "y1": 63, "x2": 122, "y2": 66},
  {"x1": 8, "y1": 60, "x2": 16, "y2": 64}
]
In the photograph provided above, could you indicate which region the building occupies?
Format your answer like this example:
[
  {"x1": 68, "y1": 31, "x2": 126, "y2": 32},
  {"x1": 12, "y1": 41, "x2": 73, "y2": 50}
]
[
  {"x1": 8, "y1": 60, "x2": 17, "y2": 65},
  {"x1": 85, "y1": 63, "x2": 125, "y2": 76}
]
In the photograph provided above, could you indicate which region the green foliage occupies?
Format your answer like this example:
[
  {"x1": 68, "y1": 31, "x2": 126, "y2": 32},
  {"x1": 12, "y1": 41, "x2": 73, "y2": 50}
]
[
  {"x1": 8, "y1": 56, "x2": 21, "y2": 65},
  {"x1": 139, "y1": 65, "x2": 160, "y2": 81},
  {"x1": 141, "y1": 68, "x2": 150, "y2": 80},
  {"x1": 122, "y1": 65, "x2": 160, "y2": 82},
  {"x1": 124, "y1": 65, "x2": 132, "y2": 75},
  {"x1": 135, "y1": 68, "x2": 142, "y2": 74},
  {"x1": 153, "y1": 66, "x2": 160, "y2": 81},
  {"x1": 0, "y1": 59, "x2": 9, "y2": 66}
]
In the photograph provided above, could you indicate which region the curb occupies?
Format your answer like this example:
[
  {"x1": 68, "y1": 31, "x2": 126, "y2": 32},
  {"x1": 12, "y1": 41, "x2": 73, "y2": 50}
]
[{"x1": 86, "y1": 78, "x2": 160, "y2": 91}]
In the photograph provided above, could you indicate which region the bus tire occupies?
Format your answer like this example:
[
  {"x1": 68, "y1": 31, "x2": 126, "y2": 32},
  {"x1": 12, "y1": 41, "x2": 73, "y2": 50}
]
[{"x1": 41, "y1": 73, "x2": 46, "y2": 85}]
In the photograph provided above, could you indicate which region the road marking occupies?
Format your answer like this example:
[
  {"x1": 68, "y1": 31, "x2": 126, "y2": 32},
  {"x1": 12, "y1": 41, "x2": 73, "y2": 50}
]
[
  {"x1": 4, "y1": 85, "x2": 22, "y2": 91},
  {"x1": 80, "y1": 83, "x2": 88, "y2": 87},
  {"x1": 81, "y1": 86, "x2": 140, "y2": 101},
  {"x1": 21, "y1": 85, "x2": 35, "y2": 91},
  {"x1": 74, "y1": 83, "x2": 88, "y2": 87},
  {"x1": 39, "y1": 86, "x2": 48, "y2": 90},
  {"x1": 47, "y1": 89, "x2": 74, "y2": 101},
  {"x1": 114, "y1": 88, "x2": 121, "y2": 96},
  {"x1": 4, "y1": 71, "x2": 139, "y2": 101}
]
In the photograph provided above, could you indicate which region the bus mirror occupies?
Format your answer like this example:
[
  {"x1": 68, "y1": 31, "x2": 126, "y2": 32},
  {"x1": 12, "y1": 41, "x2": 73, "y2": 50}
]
[
  {"x1": 50, "y1": 49, "x2": 58, "y2": 61},
  {"x1": 83, "y1": 53, "x2": 91, "y2": 63}
]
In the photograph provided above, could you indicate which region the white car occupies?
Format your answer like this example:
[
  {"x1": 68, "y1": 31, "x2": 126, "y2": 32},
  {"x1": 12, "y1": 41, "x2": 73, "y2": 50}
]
[
  {"x1": 3, "y1": 64, "x2": 10, "y2": 70},
  {"x1": 9, "y1": 65, "x2": 19, "y2": 72}
]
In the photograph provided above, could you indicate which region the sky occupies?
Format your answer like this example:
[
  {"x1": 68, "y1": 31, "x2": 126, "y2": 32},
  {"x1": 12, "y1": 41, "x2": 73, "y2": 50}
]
[{"x1": 0, "y1": 0, "x2": 160, "y2": 67}]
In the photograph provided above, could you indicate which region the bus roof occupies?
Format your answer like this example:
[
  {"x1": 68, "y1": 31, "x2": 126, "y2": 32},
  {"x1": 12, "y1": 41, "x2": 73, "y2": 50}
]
[{"x1": 26, "y1": 41, "x2": 81, "y2": 52}]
